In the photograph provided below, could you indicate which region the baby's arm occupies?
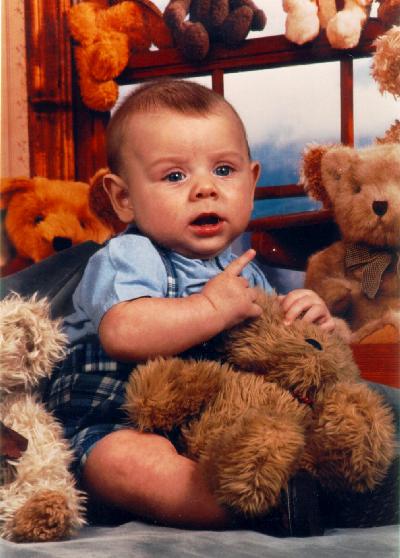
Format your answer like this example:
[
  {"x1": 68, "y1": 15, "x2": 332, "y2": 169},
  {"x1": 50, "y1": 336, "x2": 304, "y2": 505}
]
[
  {"x1": 279, "y1": 288, "x2": 336, "y2": 332},
  {"x1": 99, "y1": 250, "x2": 262, "y2": 361}
]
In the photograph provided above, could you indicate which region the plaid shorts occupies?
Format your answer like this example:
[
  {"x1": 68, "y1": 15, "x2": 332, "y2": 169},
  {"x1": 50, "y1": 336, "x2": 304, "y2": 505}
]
[{"x1": 44, "y1": 336, "x2": 136, "y2": 479}]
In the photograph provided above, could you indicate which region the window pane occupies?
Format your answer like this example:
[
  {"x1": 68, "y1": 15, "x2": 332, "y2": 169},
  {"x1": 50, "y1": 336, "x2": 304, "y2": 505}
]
[
  {"x1": 354, "y1": 58, "x2": 399, "y2": 147},
  {"x1": 225, "y1": 64, "x2": 340, "y2": 216}
]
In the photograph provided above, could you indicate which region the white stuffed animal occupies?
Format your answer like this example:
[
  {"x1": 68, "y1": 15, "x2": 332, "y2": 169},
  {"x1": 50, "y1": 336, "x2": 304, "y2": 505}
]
[
  {"x1": 0, "y1": 294, "x2": 85, "y2": 542},
  {"x1": 283, "y1": 0, "x2": 373, "y2": 48}
]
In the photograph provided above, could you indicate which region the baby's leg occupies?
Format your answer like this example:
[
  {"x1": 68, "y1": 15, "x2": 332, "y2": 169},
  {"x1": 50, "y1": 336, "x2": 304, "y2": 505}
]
[{"x1": 81, "y1": 429, "x2": 230, "y2": 528}]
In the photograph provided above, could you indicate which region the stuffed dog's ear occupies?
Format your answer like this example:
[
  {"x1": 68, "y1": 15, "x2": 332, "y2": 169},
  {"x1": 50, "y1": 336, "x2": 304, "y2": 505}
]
[
  {"x1": 89, "y1": 168, "x2": 126, "y2": 234},
  {"x1": 0, "y1": 178, "x2": 34, "y2": 210}
]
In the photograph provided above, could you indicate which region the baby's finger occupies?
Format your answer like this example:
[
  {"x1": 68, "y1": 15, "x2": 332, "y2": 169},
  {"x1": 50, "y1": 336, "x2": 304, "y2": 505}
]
[{"x1": 224, "y1": 249, "x2": 256, "y2": 277}]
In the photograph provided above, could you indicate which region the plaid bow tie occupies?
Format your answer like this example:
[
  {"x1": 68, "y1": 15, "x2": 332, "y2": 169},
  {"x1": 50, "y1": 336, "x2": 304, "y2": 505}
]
[{"x1": 345, "y1": 243, "x2": 399, "y2": 300}]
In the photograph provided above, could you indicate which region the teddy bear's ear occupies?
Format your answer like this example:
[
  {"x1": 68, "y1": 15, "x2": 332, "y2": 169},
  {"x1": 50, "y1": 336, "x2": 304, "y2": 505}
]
[
  {"x1": 89, "y1": 168, "x2": 126, "y2": 234},
  {"x1": 0, "y1": 177, "x2": 34, "y2": 209},
  {"x1": 300, "y1": 144, "x2": 336, "y2": 209}
]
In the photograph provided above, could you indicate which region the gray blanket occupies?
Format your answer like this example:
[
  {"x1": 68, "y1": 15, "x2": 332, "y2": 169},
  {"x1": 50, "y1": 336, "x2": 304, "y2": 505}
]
[{"x1": 1, "y1": 522, "x2": 399, "y2": 557}]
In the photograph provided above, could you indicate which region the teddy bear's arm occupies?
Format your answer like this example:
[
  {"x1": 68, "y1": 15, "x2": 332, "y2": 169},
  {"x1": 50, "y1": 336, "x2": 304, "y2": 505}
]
[
  {"x1": 305, "y1": 242, "x2": 353, "y2": 315},
  {"x1": 309, "y1": 381, "x2": 395, "y2": 492},
  {"x1": 124, "y1": 357, "x2": 226, "y2": 432}
]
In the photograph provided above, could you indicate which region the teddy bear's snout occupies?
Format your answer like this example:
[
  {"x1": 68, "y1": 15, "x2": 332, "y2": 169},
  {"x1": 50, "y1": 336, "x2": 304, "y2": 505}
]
[
  {"x1": 52, "y1": 236, "x2": 73, "y2": 252},
  {"x1": 372, "y1": 200, "x2": 388, "y2": 217}
]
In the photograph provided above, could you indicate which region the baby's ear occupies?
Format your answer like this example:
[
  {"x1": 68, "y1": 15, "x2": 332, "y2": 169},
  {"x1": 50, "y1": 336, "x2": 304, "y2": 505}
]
[
  {"x1": 0, "y1": 177, "x2": 34, "y2": 209},
  {"x1": 300, "y1": 144, "x2": 338, "y2": 209},
  {"x1": 89, "y1": 168, "x2": 126, "y2": 233},
  {"x1": 102, "y1": 173, "x2": 135, "y2": 225}
]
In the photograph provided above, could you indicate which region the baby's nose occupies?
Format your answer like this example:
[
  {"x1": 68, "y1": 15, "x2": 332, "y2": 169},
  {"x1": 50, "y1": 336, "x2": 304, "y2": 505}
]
[{"x1": 192, "y1": 179, "x2": 218, "y2": 199}]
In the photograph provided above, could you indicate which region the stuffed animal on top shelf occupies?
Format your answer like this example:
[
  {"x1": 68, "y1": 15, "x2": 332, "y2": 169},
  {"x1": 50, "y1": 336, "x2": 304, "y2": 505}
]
[
  {"x1": 163, "y1": 0, "x2": 267, "y2": 61},
  {"x1": 302, "y1": 142, "x2": 400, "y2": 343},
  {"x1": 0, "y1": 175, "x2": 116, "y2": 277},
  {"x1": 68, "y1": 1, "x2": 173, "y2": 112},
  {"x1": 124, "y1": 291, "x2": 395, "y2": 522},
  {"x1": 0, "y1": 294, "x2": 86, "y2": 542},
  {"x1": 283, "y1": 0, "x2": 373, "y2": 49}
]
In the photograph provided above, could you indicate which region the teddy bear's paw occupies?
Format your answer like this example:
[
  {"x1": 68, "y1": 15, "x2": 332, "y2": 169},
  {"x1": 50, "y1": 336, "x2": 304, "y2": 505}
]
[
  {"x1": 219, "y1": 7, "x2": 254, "y2": 45},
  {"x1": 326, "y1": 12, "x2": 362, "y2": 49},
  {"x1": 10, "y1": 489, "x2": 72, "y2": 542},
  {"x1": 283, "y1": 0, "x2": 320, "y2": 45},
  {"x1": 181, "y1": 23, "x2": 210, "y2": 61},
  {"x1": 313, "y1": 382, "x2": 396, "y2": 492},
  {"x1": 202, "y1": 411, "x2": 305, "y2": 516},
  {"x1": 88, "y1": 34, "x2": 130, "y2": 81}
]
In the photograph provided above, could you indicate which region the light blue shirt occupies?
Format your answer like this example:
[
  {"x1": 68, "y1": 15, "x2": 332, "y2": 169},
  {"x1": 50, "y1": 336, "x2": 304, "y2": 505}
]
[{"x1": 65, "y1": 232, "x2": 272, "y2": 344}]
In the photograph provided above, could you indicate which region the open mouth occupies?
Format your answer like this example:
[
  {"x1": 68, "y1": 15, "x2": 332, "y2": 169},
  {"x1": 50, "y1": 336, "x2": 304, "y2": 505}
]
[
  {"x1": 191, "y1": 213, "x2": 222, "y2": 226},
  {"x1": 190, "y1": 213, "x2": 224, "y2": 236}
]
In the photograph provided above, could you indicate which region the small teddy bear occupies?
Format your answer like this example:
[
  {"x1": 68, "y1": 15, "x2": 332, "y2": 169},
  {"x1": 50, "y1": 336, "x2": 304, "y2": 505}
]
[
  {"x1": 283, "y1": 0, "x2": 373, "y2": 49},
  {"x1": 0, "y1": 294, "x2": 86, "y2": 542},
  {"x1": 302, "y1": 142, "x2": 400, "y2": 342},
  {"x1": 164, "y1": 0, "x2": 266, "y2": 61},
  {"x1": 124, "y1": 291, "x2": 395, "y2": 520},
  {"x1": 0, "y1": 175, "x2": 115, "y2": 277},
  {"x1": 371, "y1": 25, "x2": 400, "y2": 99},
  {"x1": 68, "y1": 0, "x2": 173, "y2": 111}
]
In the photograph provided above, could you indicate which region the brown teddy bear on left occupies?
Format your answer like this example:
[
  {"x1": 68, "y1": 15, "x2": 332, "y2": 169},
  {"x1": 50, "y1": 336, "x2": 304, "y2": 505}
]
[{"x1": 0, "y1": 175, "x2": 118, "y2": 277}]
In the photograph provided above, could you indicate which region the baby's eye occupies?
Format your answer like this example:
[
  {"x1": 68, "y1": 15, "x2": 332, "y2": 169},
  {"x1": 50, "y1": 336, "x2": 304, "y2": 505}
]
[
  {"x1": 164, "y1": 171, "x2": 185, "y2": 182},
  {"x1": 214, "y1": 165, "x2": 233, "y2": 177}
]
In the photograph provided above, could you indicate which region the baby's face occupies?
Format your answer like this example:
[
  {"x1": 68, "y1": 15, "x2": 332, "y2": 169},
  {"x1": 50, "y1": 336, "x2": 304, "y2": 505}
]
[{"x1": 116, "y1": 107, "x2": 259, "y2": 259}]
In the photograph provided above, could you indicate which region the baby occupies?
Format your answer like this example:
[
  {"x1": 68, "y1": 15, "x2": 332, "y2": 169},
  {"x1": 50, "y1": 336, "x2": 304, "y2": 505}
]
[{"x1": 46, "y1": 79, "x2": 334, "y2": 529}]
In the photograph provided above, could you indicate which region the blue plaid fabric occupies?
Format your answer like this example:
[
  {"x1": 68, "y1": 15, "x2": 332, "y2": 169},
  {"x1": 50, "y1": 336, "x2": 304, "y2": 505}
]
[{"x1": 45, "y1": 246, "x2": 178, "y2": 478}]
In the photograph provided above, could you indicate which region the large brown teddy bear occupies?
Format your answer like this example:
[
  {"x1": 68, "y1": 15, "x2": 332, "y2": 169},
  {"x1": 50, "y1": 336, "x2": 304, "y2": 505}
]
[
  {"x1": 302, "y1": 143, "x2": 400, "y2": 342},
  {"x1": 164, "y1": 0, "x2": 266, "y2": 61},
  {"x1": 124, "y1": 292, "x2": 395, "y2": 522},
  {"x1": 0, "y1": 175, "x2": 116, "y2": 277}
]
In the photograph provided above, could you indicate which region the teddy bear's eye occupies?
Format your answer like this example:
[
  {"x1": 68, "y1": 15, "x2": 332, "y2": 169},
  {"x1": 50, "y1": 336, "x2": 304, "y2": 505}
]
[
  {"x1": 34, "y1": 215, "x2": 44, "y2": 225},
  {"x1": 353, "y1": 183, "x2": 361, "y2": 194},
  {"x1": 79, "y1": 220, "x2": 87, "y2": 229}
]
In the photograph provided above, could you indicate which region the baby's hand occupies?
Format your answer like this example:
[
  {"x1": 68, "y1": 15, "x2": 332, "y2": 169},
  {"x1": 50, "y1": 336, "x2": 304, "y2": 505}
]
[
  {"x1": 201, "y1": 249, "x2": 262, "y2": 330},
  {"x1": 279, "y1": 289, "x2": 336, "y2": 332}
]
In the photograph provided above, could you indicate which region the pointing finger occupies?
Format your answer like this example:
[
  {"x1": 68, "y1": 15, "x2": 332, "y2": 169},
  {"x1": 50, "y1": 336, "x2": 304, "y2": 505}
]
[{"x1": 224, "y1": 249, "x2": 256, "y2": 276}]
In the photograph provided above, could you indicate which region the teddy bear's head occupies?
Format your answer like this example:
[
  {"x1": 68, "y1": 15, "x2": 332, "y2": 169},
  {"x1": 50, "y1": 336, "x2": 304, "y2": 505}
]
[
  {"x1": 221, "y1": 292, "x2": 357, "y2": 404},
  {"x1": 0, "y1": 294, "x2": 66, "y2": 394},
  {"x1": 302, "y1": 143, "x2": 400, "y2": 249},
  {"x1": 0, "y1": 176, "x2": 114, "y2": 270}
]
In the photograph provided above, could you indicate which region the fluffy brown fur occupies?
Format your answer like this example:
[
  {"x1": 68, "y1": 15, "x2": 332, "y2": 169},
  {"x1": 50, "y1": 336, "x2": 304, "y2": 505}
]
[
  {"x1": 124, "y1": 292, "x2": 395, "y2": 518},
  {"x1": 303, "y1": 143, "x2": 400, "y2": 340},
  {"x1": 0, "y1": 176, "x2": 113, "y2": 277},
  {"x1": 0, "y1": 295, "x2": 85, "y2": 542},
  {"x1": 371, "y1": 25, "x2": 400, "y2": 99}
]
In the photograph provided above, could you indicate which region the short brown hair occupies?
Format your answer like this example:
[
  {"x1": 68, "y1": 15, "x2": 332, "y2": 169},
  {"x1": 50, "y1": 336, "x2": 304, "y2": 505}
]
[{"x1": 106, "y1": 79, "x2": 250, "y2": 175}]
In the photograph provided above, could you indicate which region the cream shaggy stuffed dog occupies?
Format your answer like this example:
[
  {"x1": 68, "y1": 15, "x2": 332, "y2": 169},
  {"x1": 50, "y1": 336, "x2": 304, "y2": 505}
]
[
  {"x1": 0, "y1": 294, "x2": 85, "y2": 542},
  {"x1": 125, "y1": 291, "x2": 395, "y2": 518}
]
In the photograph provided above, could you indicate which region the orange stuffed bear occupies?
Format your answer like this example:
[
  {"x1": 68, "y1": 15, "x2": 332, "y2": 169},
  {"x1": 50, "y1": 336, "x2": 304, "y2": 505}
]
[
  {"x1": 68, "y1": 0, "x2": 173, "y2": 112},
  {"x1": 0, "y1": 174, "x2": 120, "y2": 277}
]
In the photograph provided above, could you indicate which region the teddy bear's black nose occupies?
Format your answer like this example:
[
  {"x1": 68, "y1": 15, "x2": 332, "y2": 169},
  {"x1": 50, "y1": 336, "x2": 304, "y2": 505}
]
[
  {"x1": 53, "y1": 236, "x2": 73, "y2": 252},
  {"x1": 372, "y1": 200, "x2": 388, "y2": 216},
  {"x1": 305, "y1": 338, "x2": 322, "y2": 351}
]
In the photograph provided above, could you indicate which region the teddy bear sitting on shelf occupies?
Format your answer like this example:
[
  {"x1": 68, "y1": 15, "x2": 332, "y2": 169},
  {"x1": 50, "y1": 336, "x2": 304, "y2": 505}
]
[
  {"x1": 283, "y1": 0, "x2": 373, "y2": 49},
  {"x1": 302, "y1": 142, "x2": 400, "y2": 343},
  {"x1": 164, "y1": 0, "x2": 266, "y2": 61},
  {"x1": 124, "y1": 291, "x2": 395, "y2": 522}
]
